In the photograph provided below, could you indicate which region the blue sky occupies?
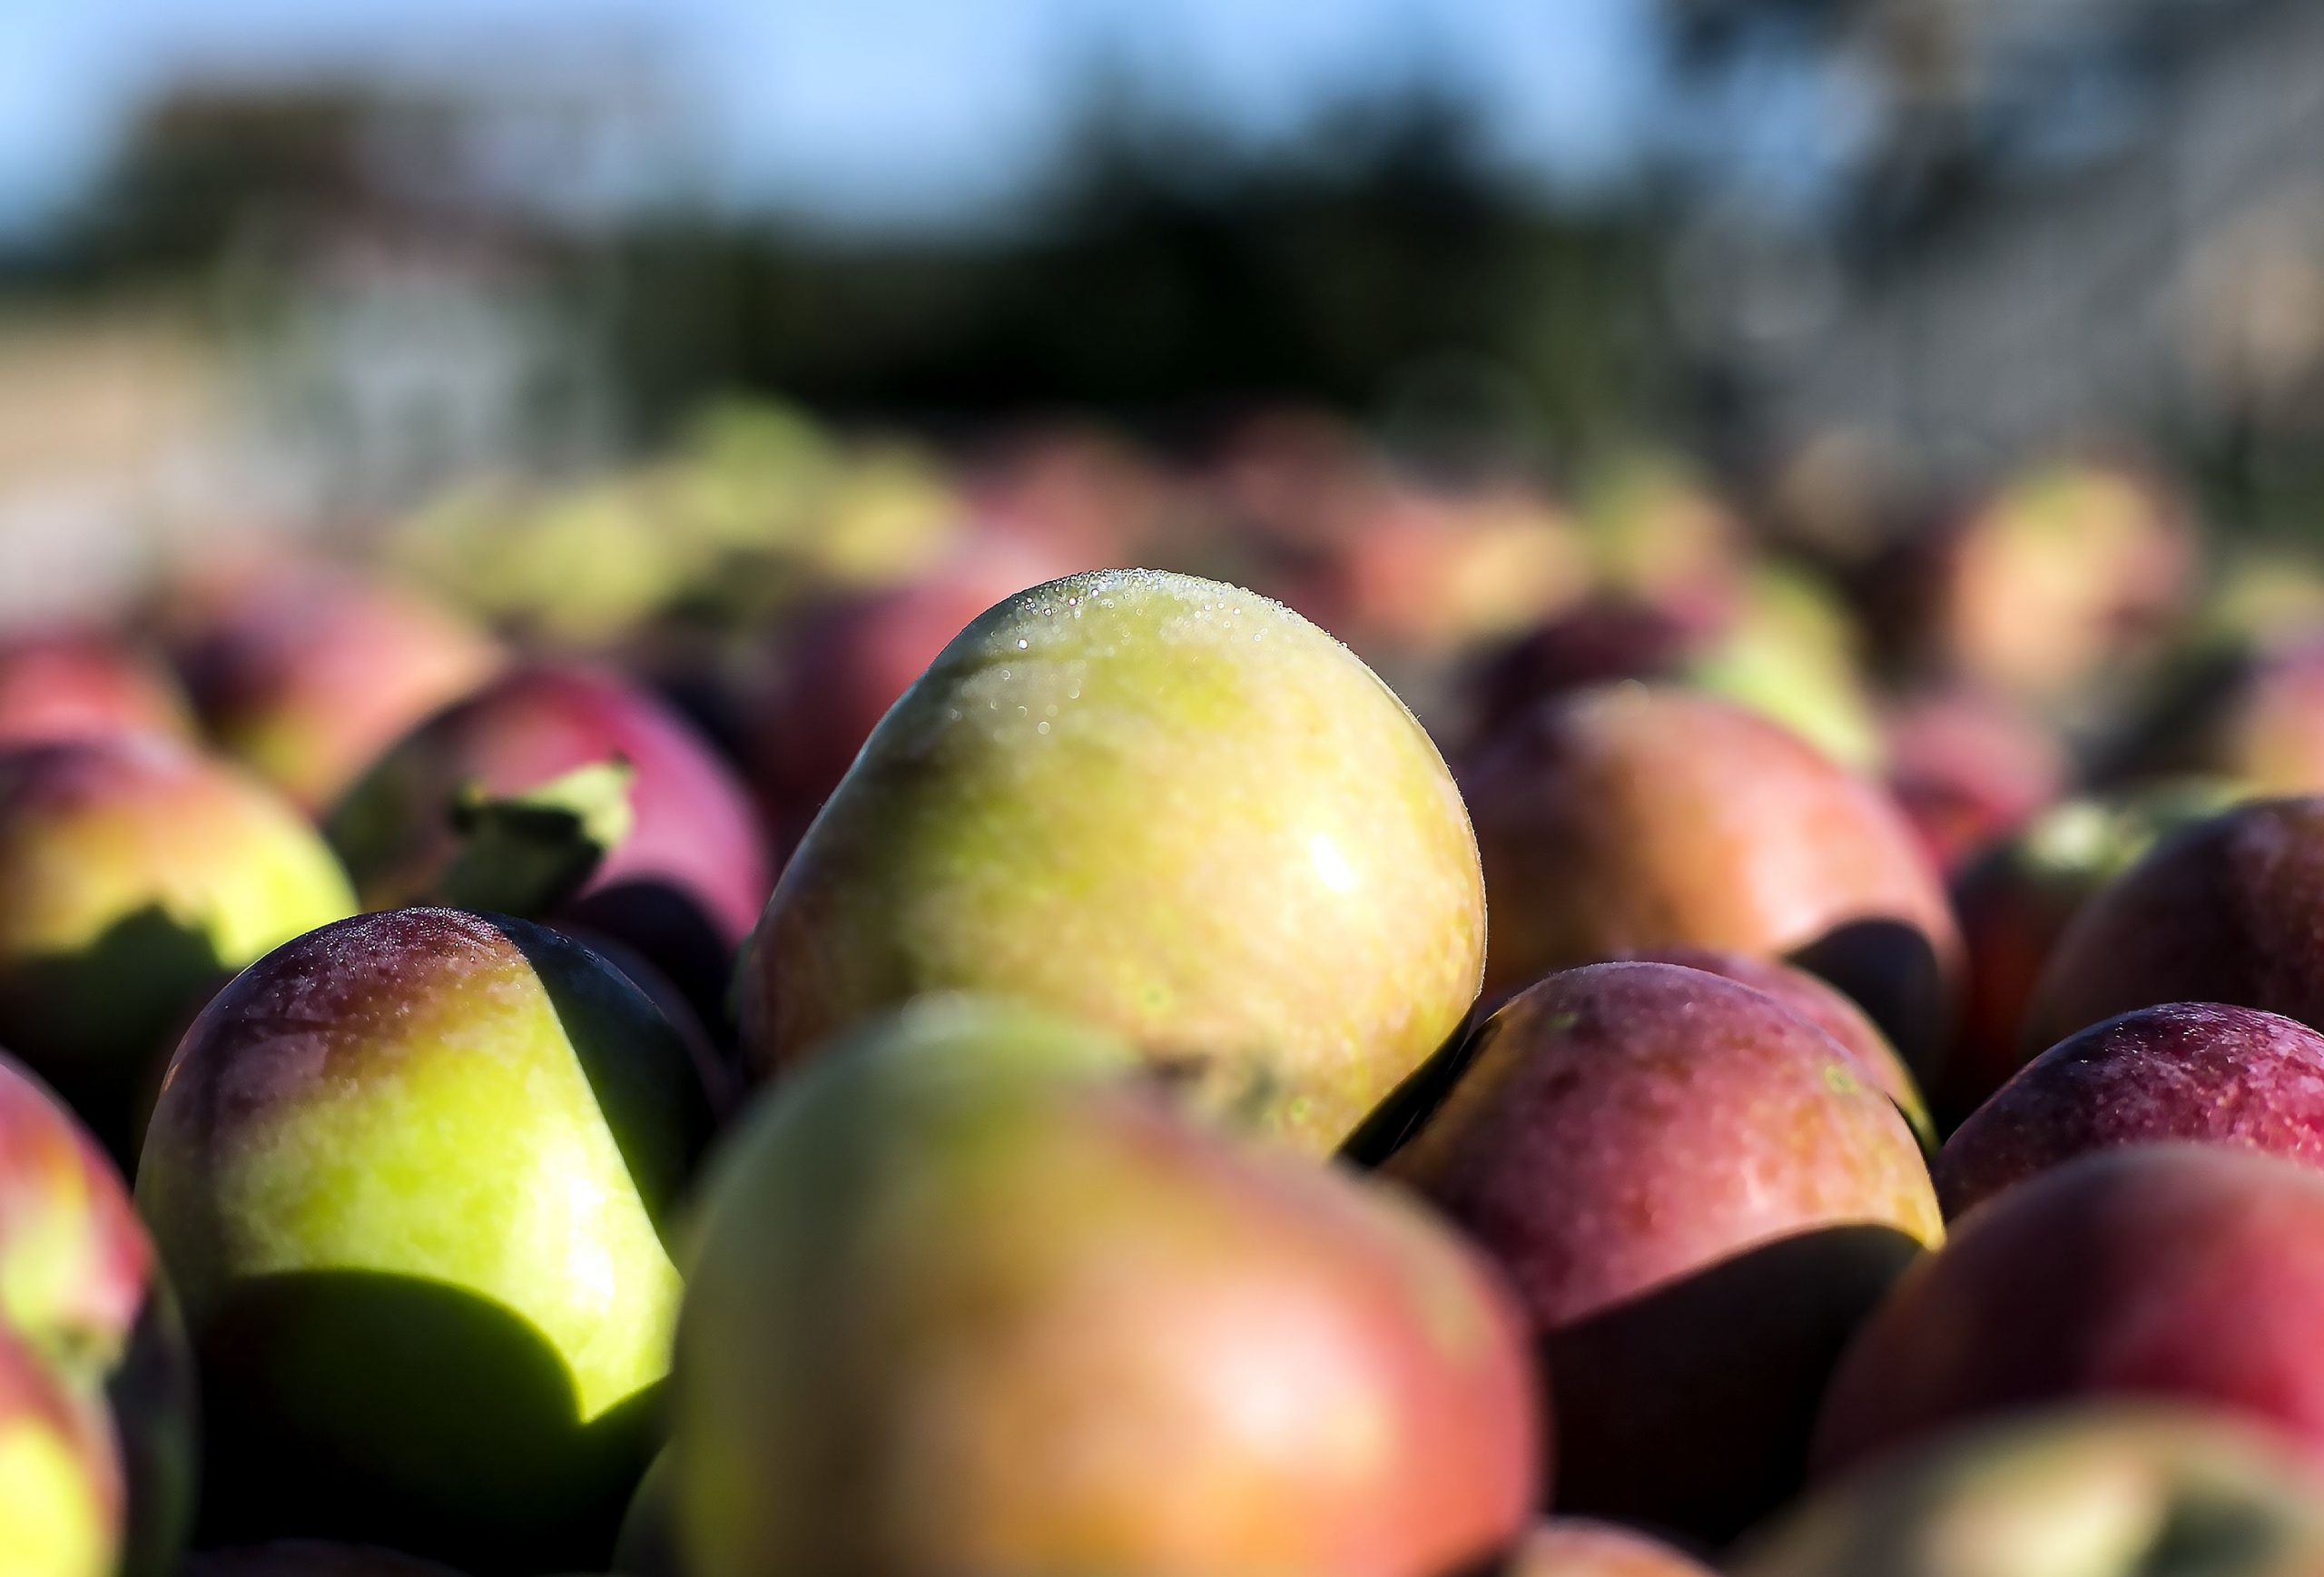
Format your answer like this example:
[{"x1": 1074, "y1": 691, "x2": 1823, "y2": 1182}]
[{"x1": 0, "y1": 0, "x2": 1664, "y2": 238}]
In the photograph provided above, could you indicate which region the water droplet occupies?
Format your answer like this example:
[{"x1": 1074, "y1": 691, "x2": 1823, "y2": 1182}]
[
  {"x1": 1036, "y1": 720, "x2": 1050, "y2": 735},
  {"x1": 1016, "y1": 638, "x2": 1029, "y2": 649}
]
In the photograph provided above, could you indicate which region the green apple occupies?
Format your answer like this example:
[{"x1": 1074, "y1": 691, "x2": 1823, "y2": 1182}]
[
  {"x1": 0, "y1": 737, "x2": 356, "y2": 1159},
  {"x1": 136, "y1": 907, "x2": 714, "y2": 1571},
  {"x1": 741, "y1": 569, "x2": 1487, "y2": 1154}
]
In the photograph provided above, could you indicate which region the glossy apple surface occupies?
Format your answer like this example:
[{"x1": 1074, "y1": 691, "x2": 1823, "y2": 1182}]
[
  {"x1": 137, "y1": 907, "x2": 714, "y2": 1571},
  {"x1": 676, "y1": 997, "x2": 1538, "y2": 1577},
  {"x1": 1937, "y1": 1003, "x2": 2324, "y2": 1217},
  {"x1": 1817, "y1": 1145, "x2": 2324, "y2": 1479},
  {"x1": 1462, "y1": 685, "x2": 1959, "y2": 1071},
  {"x1": 0, "y1": 737, "x2": 356, "y2": 1158},
  {"x1": 743, "y1": 569, "x2": 1487, "y2": 1155},
  {"x1": 1382, "y1": 961, "x2": 1942, "y2": 1543}
]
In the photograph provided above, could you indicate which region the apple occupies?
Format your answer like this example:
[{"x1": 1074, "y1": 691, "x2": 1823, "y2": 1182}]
[
  {"x1": 166, "y1": 566, "x2": 503, "y2": 813},
  {"x1": 1461, "y1": 685, "x2": 1958, "y2": 1070},
  {"x1": 1620, "y1": 946, "x2": 1931, "y2": 1148},
  {"x1": 1934, "y1": 781, "x2": 2240, "y2": 1129},
  {"x1": 327, "y1": 664, "x2": 771, "y2": 1030},
  {"x1": 1937, "y1": 1003, "x2": 2324, "y2": 1217},
  {"x1": 2019, "y1": 797, "x2": 2324, "y2": 1057},
  {"x1": 1380, "y1": 961, "x2": 1942, "y2": 1543},
  {"x1": 0, "y1": 1320, "x2": 120, "y2": 1577},
  {"x1": 1898, "y1": 459, "x2": 2193, "y2": 708},
  {"x1": 0, "y1": 737, "x2": 356, "y2": 1158},
  {"x1": 136, "y1": 907, "x2": 716, "y2": 1571},
  {"x1": 741, "y1": 569, "x2": 1487, "y2": 1156},
  {"x1": 675, "y1": 996, "x2": 1539, "y2": 1577},
  {"x1": 1817, "y1": 1145, "x2": 2324, "y2": 1477},
  {"x1": 744, "y1": 544, "x2": 1073, "y2": 857},
  {"x1": 1880, "y1": 688, "x2": 2064, "y2": 876},
  {"x1": 1502, "y1": 1521, "x2": 1715, "y2": 1576},
  {"x1": 0, "y1": 629, "x2": 192, "y2": 749},
  {"x1": 0, "y1": 1051, "x2": 194, "y2": 1577},
  {"x1": 1741, "y1": 1405, "x2": 2324, "y2": 1577}
]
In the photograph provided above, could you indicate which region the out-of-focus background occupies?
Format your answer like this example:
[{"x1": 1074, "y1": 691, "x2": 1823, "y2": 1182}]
[{"x1": 10, "y1": 0, "x2": 2322, "y2": 607}]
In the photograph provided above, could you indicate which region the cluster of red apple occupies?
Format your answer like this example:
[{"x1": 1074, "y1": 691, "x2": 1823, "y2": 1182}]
[{"x1": 7, "y1": 411, "x2": 2324, "y2": 1577}]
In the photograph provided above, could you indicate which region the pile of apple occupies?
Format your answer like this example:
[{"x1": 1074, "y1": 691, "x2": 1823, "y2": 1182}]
[{"x1": 15, "y1": 412, "x2": 2324, "y2": 1577}]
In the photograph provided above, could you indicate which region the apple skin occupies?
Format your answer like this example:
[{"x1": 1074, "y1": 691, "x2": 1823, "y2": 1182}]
[
  {"x1": 0, "y1": 737, "x2": 357, "y2": 1159},
  {"x1": 1935, "y1": 782, "x2": 2240, "y2": 1129},
  {"x1": 136, "y1": 907, "x2": 715, "y2": 1572},
  {"x1": 741, "y1": 569, "x2": 1487, "y2": 1156},
  {"x1": 2019, "y1": 797, "x2": 2324, "y2": 1059},
  {"x1": 1937, "y1": 1003, "x2": 2324, "y2": 1217},
  {"x1": 1881, "y1": 688, "x2": 2064, "y2": 878},
  {"x1": 0, "y1": 1051, "x2": 195, "y2": 1577},
  {"x1": 1904, "y1": 459, "x2": 2194, "y2": 708},
  {"x1": 1502, "y1": 1521, "x2": 1716, "y2": 1576},
  {"x1": 675, "y1": 997, "x2": 1540, "y2": 1577},
  {"x1": 1461, "y1": 685, "x2": 1959, "y2": 1071},
  {"x1": 1742, "y1": 1405, "x2": 2324, "y2": 1577},
  {"x1": 1621, "y1": 946, "x2": 1931, "y2": 1148},
  {"x1": 0, "y1": 630, "x2": 192, "y2": 749},
  {"x1": 0, "y1": 1320, "x2": 122, "y2": 1577},
  {"x1": 179, "y1": 1546, "x2": 467, "y2": 1577},
  {"x1": 167, "y1": 567, "x2": 504, "y2": 813},
  {"x1": 1380, "y1": 961, "x2": 1942, "y2": 1544},
  {"x1": 1816, "y1": 1145, "x2": 2324, "y2": 1480},
  {"x1": 328, "y1": 664, "x2": 772, "y2": 1022},
  {"x1": 745, "y1": 545, "x2": 1080, "y2": 857}
]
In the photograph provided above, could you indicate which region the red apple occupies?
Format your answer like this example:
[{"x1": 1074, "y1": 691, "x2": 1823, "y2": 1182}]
[
  {"x1": 1620, "y1": 947, "x2": 1930, "y2": 1146},
  {"x1": 1817, "y1": 1145, "x2": 2324, "y2": 1478},
  {"x1": 2020, "y1": 797, "x2": 2324, "y2": 1057},
  {"x1": 1503, "y1": 1521, "x2": 1715, "y2": 1576},
  {"x1": 166, "y1": 566, "x2": 502, "y2": 813},
  {"x1": 1938, "y1": 1003, "x2": 2324, "y2": 1217},
  {"x1": 1881, "y1": 688, "x2": 2065, "y2": 876},
  {"x1": 1381, "y1": 961, "x2": 1942, "y2": 1542},
  {"x1": 1935, "y1": 782, "x2": 2240, "y2": 1129},
  {"x1": 676, "y1": 997, "x2": 1539, "y2": 1577},
  {"x1": 327, "y1": 664, "x2": 770, "y2": 1026},
  {"x1": 1462, "y1": 685, "x2": 1960, "y2": 1069},
  {"x1": 0, "y1": 630, "x2": 192, "y2": 750}
]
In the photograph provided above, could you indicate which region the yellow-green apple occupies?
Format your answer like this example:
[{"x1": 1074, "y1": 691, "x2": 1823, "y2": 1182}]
[
  {"x1": 0, "y1": 737, "x2": 355, "y2": 1158},
  {"x1": 1744, "y1": 1405, "x2": 2324, "y2": 1577},
  {"x1": 741, "y1": 569, "x2": 1487, "y2": 1155},
  {"x1": 0, "y1": 1320, "x2": 120, "y2": 1577},
  {"x1": 1379, "y1": 961, "x2": 1943, "y2": 1543},
  {"x1": 136, "y1": 907, "x2": 715, "y2": 1571},
  {"x1": 1461, "y1": 685, "x2": 1959, "y2": 1069},
  {"x1": 0, "y1": 1052, "x2": 193, "y2": 1577},
  {"x1": 675, "y1": 997, "x2": 1539, "y2": 1577}
]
